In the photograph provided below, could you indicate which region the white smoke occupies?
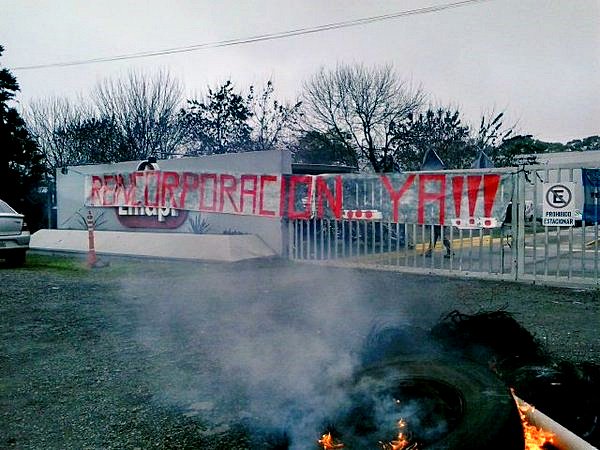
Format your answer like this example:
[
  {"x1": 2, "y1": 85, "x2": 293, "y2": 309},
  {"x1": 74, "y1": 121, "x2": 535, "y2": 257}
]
[{"x1": 118, "y1": 262, "x2": 424, "y2": 448}]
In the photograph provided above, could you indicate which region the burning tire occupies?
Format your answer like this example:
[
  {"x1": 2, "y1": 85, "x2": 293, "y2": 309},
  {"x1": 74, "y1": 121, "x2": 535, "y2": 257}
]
[{"x1": 331, "y1": 358, "x2": 525, "y2": 450}]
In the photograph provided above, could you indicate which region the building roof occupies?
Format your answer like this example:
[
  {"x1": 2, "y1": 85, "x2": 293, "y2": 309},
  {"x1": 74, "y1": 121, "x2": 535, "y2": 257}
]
[{"x1": 421, "y1": 149, "x2": 446, "y2": 170}]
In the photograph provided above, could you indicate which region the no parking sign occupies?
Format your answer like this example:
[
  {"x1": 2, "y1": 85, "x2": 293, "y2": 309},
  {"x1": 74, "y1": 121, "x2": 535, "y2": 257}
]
[{"x1": 542, "y1": 182, "x2": 576, "y2": 226}]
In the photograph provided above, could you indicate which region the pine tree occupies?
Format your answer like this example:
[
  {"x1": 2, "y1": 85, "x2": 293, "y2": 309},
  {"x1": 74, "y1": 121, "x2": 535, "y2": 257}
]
[{"x1": 0, "y1": 45, "x2": 45, "y2": 228}]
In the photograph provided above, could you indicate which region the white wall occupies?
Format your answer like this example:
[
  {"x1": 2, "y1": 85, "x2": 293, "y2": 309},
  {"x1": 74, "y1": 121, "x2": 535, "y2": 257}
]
[
  {"x1": 530, "y1": 150, "x2": 600, "y2": 166},
  {"x1": 56, "y1": 150, "x2": 292, "y2": 255}
]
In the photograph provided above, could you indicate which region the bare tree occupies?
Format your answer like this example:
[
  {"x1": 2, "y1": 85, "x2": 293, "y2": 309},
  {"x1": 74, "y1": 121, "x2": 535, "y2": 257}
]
[
  {"x1": 249, "y1": 80, "x2": 302, "y2": 151},
  {"x1": 302, "y1": 64, "x2": 425, "y2": 172},
  {"x1": 471, "y1": 110, "x2": 517, "y2": 166},
  {"x1": 24, "y1": 96, "x2": 93, "y2": 170},
  {"x1": 472, "y1": 111, "x2": 514, "y2": 149},
  {"x1": 93, "y1": 69, "x2": 185, "y2": 159}
]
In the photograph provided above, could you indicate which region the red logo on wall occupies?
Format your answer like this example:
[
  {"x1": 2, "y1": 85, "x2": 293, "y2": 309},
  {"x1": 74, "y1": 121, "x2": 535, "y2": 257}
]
[{"x1": 116, "y1": 206, "x2": 188, "y2": 229}]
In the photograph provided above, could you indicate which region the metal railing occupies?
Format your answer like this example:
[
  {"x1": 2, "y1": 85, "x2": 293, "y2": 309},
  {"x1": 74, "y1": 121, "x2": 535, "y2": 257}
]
[
  {"x1": 289, "y1": 218, "x2": 516, "y2": 280},
  {"x1": 288, "y1": 165, "x2": 600, "y2": 287},
  {"x1": 518, "y1": 165, "x2": 600, "y2": 285}
]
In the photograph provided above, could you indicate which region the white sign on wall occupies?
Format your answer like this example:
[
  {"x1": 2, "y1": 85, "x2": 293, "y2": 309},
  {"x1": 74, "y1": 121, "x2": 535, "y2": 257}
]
[{"x1": 542, "y1": 182, "x2": 576, "y2": 226}]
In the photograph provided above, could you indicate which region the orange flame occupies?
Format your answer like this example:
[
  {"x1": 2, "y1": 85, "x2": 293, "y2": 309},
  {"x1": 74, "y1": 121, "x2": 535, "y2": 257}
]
[
  {"x1": 518, "y1": 404, "x2": 555, "y2": 450},
  {"x1": 379, "y1": 419, "x2": 418, "y2": 450},
  {"x1": 318, "y1": 432, "x2": 344, "y2": 449},
  {"x1": 511, "y1": 390, "x2": 555, "y2": 450}
]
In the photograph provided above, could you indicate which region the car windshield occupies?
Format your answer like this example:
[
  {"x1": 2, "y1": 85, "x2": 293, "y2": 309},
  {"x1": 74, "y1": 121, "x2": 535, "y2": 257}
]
[{"x1": 0, "y1": 200, "x2": 17, "y2": 214}]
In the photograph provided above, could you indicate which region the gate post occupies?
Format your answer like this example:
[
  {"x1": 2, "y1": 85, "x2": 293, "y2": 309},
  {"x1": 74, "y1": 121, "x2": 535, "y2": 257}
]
[
  {"x1": 281, "y1": 217, "x2": 290, "y2": 259},
  {"x1": 514, "y1": 169, "x2": 527, "y2": 280}
]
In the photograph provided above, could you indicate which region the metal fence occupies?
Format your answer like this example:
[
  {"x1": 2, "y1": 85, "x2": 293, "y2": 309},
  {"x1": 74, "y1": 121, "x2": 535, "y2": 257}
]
[
  {"x1": 517, "y1": 164, "x2": 600, "y2": 285},
  {"x1": 288, "y1": 165, "x2": 600, "y2": 287}
]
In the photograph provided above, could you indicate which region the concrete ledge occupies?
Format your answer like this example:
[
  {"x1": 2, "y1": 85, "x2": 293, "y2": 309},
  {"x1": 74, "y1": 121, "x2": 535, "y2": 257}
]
[{"x1": 31, "y1": 230, "x2": 277, "y2": 262}]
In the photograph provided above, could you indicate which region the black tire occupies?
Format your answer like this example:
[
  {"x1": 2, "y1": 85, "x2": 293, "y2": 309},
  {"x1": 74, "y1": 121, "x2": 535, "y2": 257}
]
[
  {"x1": 5, "y1": 250, "x2": 26, "y2": 267},
  {"x1": 333, "y1": 358, "x2": 524, "y2": 450}
]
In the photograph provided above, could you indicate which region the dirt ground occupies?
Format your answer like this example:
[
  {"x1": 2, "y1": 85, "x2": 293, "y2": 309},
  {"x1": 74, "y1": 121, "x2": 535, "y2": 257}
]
[{"x1": 1, "y1": 253, "x2": 599, "y2": 449}]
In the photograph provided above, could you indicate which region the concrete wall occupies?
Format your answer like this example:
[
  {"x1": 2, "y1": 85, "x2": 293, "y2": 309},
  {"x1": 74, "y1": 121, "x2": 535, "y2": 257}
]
[
  {"x1": 31, "y1": 229, "x2": 277, "y2": 262},
  {"x1": 527, "y1": 150, "x2": 600, "y2": 166},
  {"x1": 56, "y1": 150, "x2": 292, "y2": 254}
]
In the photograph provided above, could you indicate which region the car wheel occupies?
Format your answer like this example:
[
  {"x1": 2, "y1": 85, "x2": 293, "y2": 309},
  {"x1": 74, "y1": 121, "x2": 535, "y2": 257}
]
[{"x1": 331, "y1": 358, "x2": 525, "y2": 450}]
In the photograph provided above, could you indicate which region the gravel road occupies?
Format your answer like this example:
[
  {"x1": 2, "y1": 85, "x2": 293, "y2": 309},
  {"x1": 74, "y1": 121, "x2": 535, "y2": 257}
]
[{"x1": 1, "y1": 254, "x2": 598, "y2": 449}]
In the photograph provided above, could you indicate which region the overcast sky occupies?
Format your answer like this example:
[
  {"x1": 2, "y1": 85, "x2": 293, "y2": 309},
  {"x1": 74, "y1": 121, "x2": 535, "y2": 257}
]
[{"x1": 1, "y1": 0, "x2": 598, "y2": 143}]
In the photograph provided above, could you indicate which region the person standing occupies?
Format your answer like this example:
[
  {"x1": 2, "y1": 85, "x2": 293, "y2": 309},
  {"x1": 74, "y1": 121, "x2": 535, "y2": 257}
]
[
  {"x1": 420, "y1": 149, "x2": 453, "y2": 258},
  {"x1": 425, "y1": 224, "x2": 452, "y2": 258}
]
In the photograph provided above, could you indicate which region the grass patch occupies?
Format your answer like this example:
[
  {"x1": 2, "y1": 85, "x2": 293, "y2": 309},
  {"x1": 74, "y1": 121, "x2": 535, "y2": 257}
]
[
  {"x1": 25, "y1": 253, "x2": 88, "y2": 273},
  {"x1": 22, "y1": 252, "x2": 290, "y2": 282},
  {"x1": 24, "y1": 253, "x2": 208, "y2": 280}
]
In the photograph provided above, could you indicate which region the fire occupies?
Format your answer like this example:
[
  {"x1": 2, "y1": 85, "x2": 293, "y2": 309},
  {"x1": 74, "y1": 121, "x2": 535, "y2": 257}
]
[
  {"x1": 379, "y1": 419, "x2": 418, "y2": 450},
  {"x1": 511, "y1": 390, "x2": 554, "y2": 450},
  {"x1": 518, "y1": 403, "x2": 555, "y2": 450},
  {"x1": 318, "y1": 432, "x2": 344, "y2": 449}
]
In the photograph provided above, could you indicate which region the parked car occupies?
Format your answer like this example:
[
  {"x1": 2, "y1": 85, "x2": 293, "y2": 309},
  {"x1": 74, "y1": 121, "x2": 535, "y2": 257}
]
[{"x1": 0, "y1": 199, "x2": 30, "y2": 266}]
